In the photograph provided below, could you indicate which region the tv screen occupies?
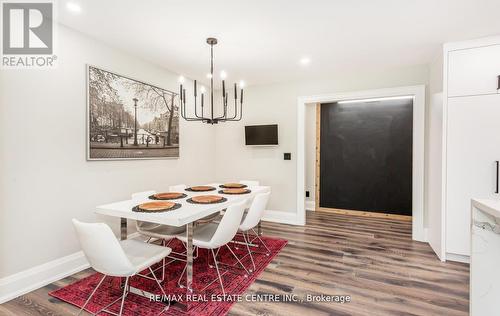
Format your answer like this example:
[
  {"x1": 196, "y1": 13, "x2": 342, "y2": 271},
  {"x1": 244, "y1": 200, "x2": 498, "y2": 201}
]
[{"x1": 245, "y1": 124, "x2": 278, "y2": 145}]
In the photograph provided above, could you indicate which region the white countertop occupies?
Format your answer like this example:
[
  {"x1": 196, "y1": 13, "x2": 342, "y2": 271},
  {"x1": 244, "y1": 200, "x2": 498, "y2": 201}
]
[{"x1": 472, "y1": 198, "x2": 500, "y2": 219}]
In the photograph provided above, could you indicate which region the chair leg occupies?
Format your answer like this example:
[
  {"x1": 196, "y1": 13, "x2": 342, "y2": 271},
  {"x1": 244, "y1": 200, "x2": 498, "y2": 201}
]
[
  {"x1": 242, "y1": 232, "x2": 256, "y2": 272},
  {"x1": 207, "y1": 249, "x2": 214, "y2": 268},
  {"x1": 94, "y1": 277, "x2": 129, "y2": 316},
  {"x1": 76, "y1": 274, "x2": 107, "y2": 316},
  {"x1": 251, "y1": 228, "x2": 271, "y2": 255},
  {"x1": 211, "y1": 249, "x2": 225, "y2": 296},
  {"x1": 225, "y1": 244, "x2": 249, "y2": 277},
  {"x1": 117, "y1": 277, "x2": 129, "y2": 316},
  {"x1": 148, "y1": 267, "x2": 170, "y2": 313}
]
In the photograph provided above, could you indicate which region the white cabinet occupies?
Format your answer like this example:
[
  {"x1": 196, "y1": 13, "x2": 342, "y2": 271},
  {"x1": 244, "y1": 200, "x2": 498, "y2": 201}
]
[
  {"x1": 448, "y1": 44, "x2": 500, "y2": 97},
  {"x1": 442, "y1": 37, "x2": 500, "y2": 261},
  {"x1": 446, "y1": 94, "x2": 500, "y2": 255}
]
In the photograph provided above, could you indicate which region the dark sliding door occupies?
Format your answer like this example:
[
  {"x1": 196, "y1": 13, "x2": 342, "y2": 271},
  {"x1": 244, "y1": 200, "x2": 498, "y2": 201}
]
[{"x1": 319, "y1": 98, "x2": 413, "y2": 215}]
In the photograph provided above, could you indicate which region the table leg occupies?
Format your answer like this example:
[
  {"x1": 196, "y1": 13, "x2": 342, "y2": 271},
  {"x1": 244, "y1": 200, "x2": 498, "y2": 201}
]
[
  {"x1": 185, "y1": 222, "x2": 193, "y2": 292},
  {"x1": 120, "y1": 218, "x2": 127, "y2": 240},
  {"x1": 257, "y1": 220, "x2": 262, "y2": 236}
]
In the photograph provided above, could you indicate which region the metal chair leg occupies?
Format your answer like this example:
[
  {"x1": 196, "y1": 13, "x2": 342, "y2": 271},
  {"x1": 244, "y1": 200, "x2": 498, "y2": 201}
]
[
  {"x1": 242, "y1": 232, "x2": 256, "y2": 272},
  {"x1": 207, "y1": 248, "x2": 214, "y2": 268},
  {"x1": 93, "y1": 277, "x2": 130, "y2": 316},
  {"x1": 251, "y1": 228, "x2": 271, "y2": 255},
  {"x1": 225, "y1": 245, "x2": 249, "y2": 277},
  {"x1": 117, "y1": 277, "x2": 129, "y2": 316},
  {"x1": 148, "y1": 267, "x2": 170, "y2": 313},
  {"x1": 77, "y1": 274, "x2": 106, "y2": 316},
  {"x1": 211, "y1": 249, "x2": 225, "y2": 296}
]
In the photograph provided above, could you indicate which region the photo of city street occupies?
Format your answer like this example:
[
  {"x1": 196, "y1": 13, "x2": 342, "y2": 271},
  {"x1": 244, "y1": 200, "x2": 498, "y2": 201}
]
[{"x1": 87, "y1": 66, "x2": 179, "y2": 159}]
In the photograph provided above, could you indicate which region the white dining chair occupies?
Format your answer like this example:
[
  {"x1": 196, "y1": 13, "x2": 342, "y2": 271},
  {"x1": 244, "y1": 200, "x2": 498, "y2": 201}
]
[
  {"x1": 176, "y1": 200, "x2": 248, "y2": 295},
  {"x1": 132, "y1": 190, "x2": 186, "y2": 243},
  {"x1": 181, "y1": 183, "x2": 221, "y2": 224},
  {"x1": 237, "y1": 192, "x2": 272, "y2": 272},
  {"x1": 72, "y1": 219, "x2": 171, "y2": 316},
  {"x1": 132, "y1": 190, "x2": 186, "y2": 281},
  {"x1": 238, "y1": 180, "x2": 259, "y2": 210}
]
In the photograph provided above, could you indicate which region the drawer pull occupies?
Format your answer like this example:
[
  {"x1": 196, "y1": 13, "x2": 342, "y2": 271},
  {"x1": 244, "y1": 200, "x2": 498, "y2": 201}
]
[{"x1": 474, "y1": 220, "x2": 500, "y2": 234}]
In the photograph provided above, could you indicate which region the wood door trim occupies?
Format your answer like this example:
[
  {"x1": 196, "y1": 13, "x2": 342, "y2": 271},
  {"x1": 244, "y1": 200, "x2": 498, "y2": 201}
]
[
  {"x1": 317, "y1": 207, "x2": 412, "y2": 221},
  {"x1": 315, "y1": 103, "x2": 321, "y2": 211}
]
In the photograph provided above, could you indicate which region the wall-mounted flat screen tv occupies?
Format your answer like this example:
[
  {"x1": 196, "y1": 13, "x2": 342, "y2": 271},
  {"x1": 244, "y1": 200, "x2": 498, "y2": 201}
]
[{"x1": 245, "y1": 124, "x2": 279, "y2": 145}]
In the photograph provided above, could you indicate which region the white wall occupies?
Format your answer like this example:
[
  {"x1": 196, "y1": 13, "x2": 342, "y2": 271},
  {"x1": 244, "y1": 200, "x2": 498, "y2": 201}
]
[
  {"x1": 0, "y1": 25, "x2": 216, "y2": 279},
  {"x1": 214, "y1": 65, "x2": 430, "y2": 216}
]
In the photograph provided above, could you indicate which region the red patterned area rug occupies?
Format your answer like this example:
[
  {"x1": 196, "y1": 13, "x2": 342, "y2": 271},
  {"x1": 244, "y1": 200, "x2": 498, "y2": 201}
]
[{"x1": 50, "y1": 236, "x2": 287, "y2": 315}]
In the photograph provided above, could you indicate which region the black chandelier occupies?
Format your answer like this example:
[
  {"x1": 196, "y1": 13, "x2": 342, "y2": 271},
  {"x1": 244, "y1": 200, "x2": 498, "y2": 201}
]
[{"x1": 179, "y1": 37, "x2": 244, "y2": 124}]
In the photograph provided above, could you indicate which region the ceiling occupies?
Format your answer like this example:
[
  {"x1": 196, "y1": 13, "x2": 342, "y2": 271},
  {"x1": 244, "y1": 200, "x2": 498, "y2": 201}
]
[{"x1": 57, "y1": 0, "x2": 500, "y2": 86}]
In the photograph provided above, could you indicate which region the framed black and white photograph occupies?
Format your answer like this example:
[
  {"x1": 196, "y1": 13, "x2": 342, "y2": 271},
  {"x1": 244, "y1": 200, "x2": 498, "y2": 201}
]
[{"x1": 87, "y1": 65, "x2": 179, "y2": 160}]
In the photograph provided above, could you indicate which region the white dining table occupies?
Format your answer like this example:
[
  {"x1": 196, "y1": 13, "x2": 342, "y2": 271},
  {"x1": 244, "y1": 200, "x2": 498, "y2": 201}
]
[{"x1": 95, "y1": 183, "x2": 270, "y2": 310}]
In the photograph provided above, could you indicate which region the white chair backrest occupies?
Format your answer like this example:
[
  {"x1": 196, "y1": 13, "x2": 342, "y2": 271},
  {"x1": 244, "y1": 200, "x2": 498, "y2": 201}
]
[
  {"x1": 209, "y1": 200, "x2": 246, "y2": 248},
  {"x1": 72, "y1": 219, "x2": 135, "y2": 276},
  {"x1": 240, "y1": 192, "x2": 270, "y2": 231},
  {"x1": 131, "y1": 190, "x2": 156, "y2": 202},
  {"x1": 169, "y1": 184, "x2": 187, "y2": 192},
  {"x1": 240, "y1": 180, "x2": 259, "y2": 187}
]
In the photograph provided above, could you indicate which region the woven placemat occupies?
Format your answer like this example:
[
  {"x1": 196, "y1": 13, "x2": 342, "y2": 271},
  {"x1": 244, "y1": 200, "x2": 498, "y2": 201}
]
[
  {"x1": 185, "y1": 186, "x2": 216, "y2": 192},
  {"x1": 219, "y1": 183, "x2": 248, "y2": 189},
  {"x1": 218, "y1": 189, "x2": 252, "y2": 195},
  {"x1": 132, "y1": 201, "x2": 182, "y2": 213},
  {"x1": 186, "y1": 195, "x2": 228, "y2": 204},
  {"x1": 149, "y1": 192, "x2": 187, "y2": 200}
]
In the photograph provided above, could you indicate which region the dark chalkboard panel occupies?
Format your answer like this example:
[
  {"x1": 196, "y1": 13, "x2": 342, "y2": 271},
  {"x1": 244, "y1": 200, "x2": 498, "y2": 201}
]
[{"x1": 319, "y1": 99, "x2": 412, "y2": 215}]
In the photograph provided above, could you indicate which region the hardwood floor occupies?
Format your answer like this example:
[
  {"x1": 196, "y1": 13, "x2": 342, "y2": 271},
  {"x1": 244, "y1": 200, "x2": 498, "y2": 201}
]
[{"x1": 0, "y1": 212, "x2": 469, "y2": 316}]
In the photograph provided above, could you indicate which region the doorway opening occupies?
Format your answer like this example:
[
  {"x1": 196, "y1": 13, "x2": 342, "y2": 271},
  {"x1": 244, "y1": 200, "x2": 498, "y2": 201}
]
[
  {"x1": 315, "y1": 97, "x2": 413, "y2": 220},
  {"x1": 297, "y1": 85, "x2": 425, "y2": 241}
]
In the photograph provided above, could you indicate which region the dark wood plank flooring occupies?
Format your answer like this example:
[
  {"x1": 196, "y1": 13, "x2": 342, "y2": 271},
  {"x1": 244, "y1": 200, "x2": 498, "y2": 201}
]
[{"x1": 0, "y1": 212, "x2": 469, "y2": 316}]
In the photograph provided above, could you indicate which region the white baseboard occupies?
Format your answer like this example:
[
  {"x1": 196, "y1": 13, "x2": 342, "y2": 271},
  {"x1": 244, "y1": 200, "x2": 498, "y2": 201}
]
[
  {"x1": 0, "y1": 232, "x2": 141, "y2": 304},
  {"x1": 262, "y1": 210, "x2": 303, "y2": 225},
  {"x1": 305, "y1": 200, "x2": 315, "y2": 211},
  {"x1": 446, "y1": 252, "x2": 470, "y2": 264},
  {"x1": 0, "y1": 251, "x2": 89, "y2": 304}
]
